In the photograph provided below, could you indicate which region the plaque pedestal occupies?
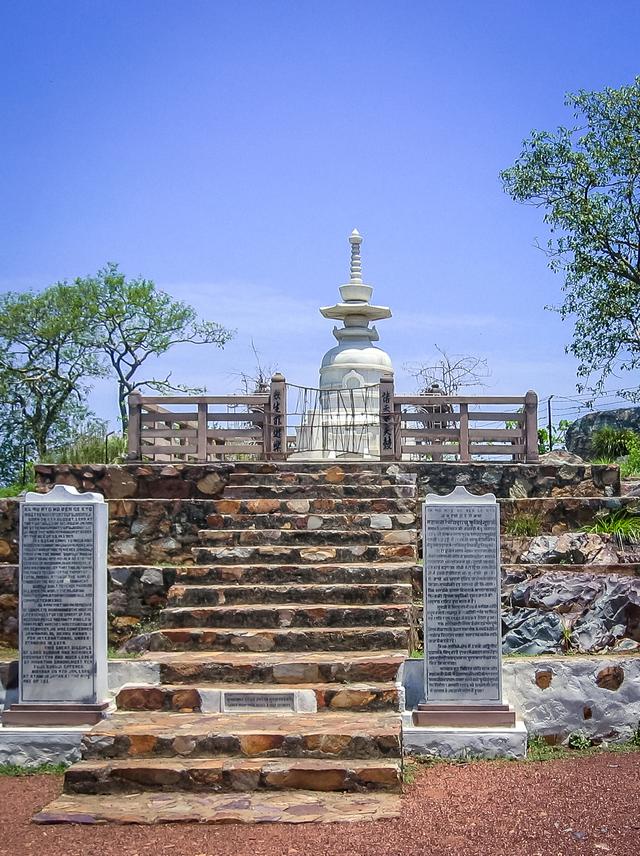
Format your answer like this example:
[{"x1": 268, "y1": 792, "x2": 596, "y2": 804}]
[
  {"x1": 2, "y1": 702, "x2": 109, "y2": 727},
  {"x1": 2, "y1": 485, "x2": 109, "y2": 729},
  {"x1": 413, "y1": 702, "x2": 516, "y2": 728},
  {"x1": 409, "y1": 486, "x2": 525, "y2": 759}
]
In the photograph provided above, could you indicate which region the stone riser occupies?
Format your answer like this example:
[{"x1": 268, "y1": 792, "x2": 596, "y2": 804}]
[
  {"x1": 212, "y1": 498, "x2": 418, "y2": 515},
  {"x1": 228, "y1": 471, "x2": 411, "y2": 487},
  {"x1": 63, "y1": 757, "x2": 402, "y2": 796},
  {"x1": 197, "y1": 528, "x2": 416, "y2": 547},
  {"x1": 205, "y1": 512, "x2": 417, "y2": 530},
  {"x1": 81, "y1": 712, "x2": 402, "y2": 761},
  {"x1": 175, "y1": 563, "x2": 415, "y2": 586},
  {"x1": 223, "y1": 485, "x2": 416, "y2": 499},
  {"x1": 152, "y1": 652, "x2": 406, "y2": 685},
  {"x1": 167, "y1": 583, "x2": 412, "y2": 607},
  {"x1": 192, "y1": 544, "x2": 416, "y2": 565},
  {"x1": 140, "y1": 627, "x2": 411, "y2": 653},
  {"x1": 115, "y1": 683, "x2": 399, "y2": 713},
  {"x1": 160, "y1": 603, "x2": 411, "y2": 630}
]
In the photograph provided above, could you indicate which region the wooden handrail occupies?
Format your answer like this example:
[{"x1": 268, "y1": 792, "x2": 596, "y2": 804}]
[{"x1": 127, "y1": 385, "x2": 539, "y2": 463}]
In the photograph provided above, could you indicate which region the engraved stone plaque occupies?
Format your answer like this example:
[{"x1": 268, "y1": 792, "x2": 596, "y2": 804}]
[
  {"x1": 223, "y1": 691, "x2": 296, "y2": 712},
  {"x1": 423, "y1": 486, "x2": 502, "y2": 704},
  {"x1": 9, "y1": 485, "x2": 109, "y2": 721}
]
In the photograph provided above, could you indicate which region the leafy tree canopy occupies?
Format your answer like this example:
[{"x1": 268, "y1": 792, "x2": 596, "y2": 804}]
[
  {"x1": 0, "y1": 283, "x2": 105, "y2": 457},
  {"x1": 501, "y1": 78, "x2": 640, "y2": 397},
  {"x1": 76, "y1": 264, "x2": 235, "y2": 428}
]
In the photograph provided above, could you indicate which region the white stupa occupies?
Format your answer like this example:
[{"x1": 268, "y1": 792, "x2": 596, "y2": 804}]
[{"x1": 295, "y1": 230, "x2": 394, "y2": 459}]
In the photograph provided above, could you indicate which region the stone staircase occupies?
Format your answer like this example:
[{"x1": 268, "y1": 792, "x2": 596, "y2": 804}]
[{"x1": 35, "y1": 464, "x2": 418, "y2": 825}]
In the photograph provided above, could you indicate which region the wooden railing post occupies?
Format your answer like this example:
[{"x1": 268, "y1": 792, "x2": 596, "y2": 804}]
[
  {"x1": 379, "y1": 374, "x2": 396, "y2": 460},
  {"x1": 524, "y1": 390, "x2": 539, "y2": 462},
  {"x1": 127, "y1": 391, "x2": 142, "y2": 461},
  {"x1": 268, "y1": 373, "x2": 287, "y2": 460},
  {"x1": 459, "y1": 403, "x2": 470, "y2": 462},
  {"x1": 197, "y1": 402, "x2": 208, "y2": 462}
]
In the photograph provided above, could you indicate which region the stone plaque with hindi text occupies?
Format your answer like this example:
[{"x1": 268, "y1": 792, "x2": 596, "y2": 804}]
[
  {"x1": 18, "y1": 485, "x2": 108, "y2": 707},
  {"x1": 423, "y1": 486, "x2": 502, "y2": 704}
]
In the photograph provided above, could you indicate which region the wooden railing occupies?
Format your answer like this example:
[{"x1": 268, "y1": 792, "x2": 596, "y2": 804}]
[
  {"x1": 379, "y1": 375, "x2": 538, "y2": 462},
  {"x1": 127, "y1": 376, "x2": 538, "y2": 463}
]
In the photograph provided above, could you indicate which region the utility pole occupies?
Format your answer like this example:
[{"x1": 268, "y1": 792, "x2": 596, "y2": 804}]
[{"x1": 547, "y1": 395, "x2": 554, "y2": 452}]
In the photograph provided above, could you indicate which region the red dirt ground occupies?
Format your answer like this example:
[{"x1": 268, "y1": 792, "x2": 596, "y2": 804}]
[{"x1": 1, "y1": 754, "x2": 639, "y2": 856}]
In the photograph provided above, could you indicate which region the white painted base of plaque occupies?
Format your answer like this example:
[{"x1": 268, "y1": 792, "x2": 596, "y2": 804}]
[
  {"x1": 402, "y1": 711, "x2": 527, "y2": 760},
  {"x1": 0, "y1": 724, "x2": 87, "y2": 767}
]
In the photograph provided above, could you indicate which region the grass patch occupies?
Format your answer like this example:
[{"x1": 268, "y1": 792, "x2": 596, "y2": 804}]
[
  {"x1": 504, "y1": 512, "x2": 543, "y2": 537},
  {"x1": 0, "y1": 762, "x2": 68, "y2": 776},
  {"x1": 0, "y1": 646, "x2": 18, "y2": 660},
  {"x1": 582, "y1": 508, "x2": 640, "y2": 546},
  {"x1": 526, "y1": 733, "x2": 640, "y2": 761},
  {"x1": 108, "y1": 646, "x2": 141, "y2": 659}
]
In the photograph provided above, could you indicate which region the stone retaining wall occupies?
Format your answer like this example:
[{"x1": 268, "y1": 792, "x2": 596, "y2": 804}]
[
  {"x1": 34, "y1": 461, "x2": 619, "y2": 499},
  {"x1": 403, "y1": 654, "x2": 640, "y2": 744}
]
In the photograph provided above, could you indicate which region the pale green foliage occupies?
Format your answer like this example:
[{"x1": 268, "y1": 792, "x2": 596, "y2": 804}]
[
  {"x1": 502, "y1": 79, "x2": 640, "y2": 397},
  {"x1": 582, "y1": 508, "x2": 640, "y2": 545},
  {"x1": 621, "y1": 433, "x2": 640, "y2": 477},
  {"x1": 0, "y1": 285, "x2": 106, "y2": 458},
  {"x1": 591, "y1": 426, "x2": 635, "y2": 459},
  {"x1": 504, "y1": 512, "x2": 543, "y2": 537},
  {"x1": 75, "y1": 263, "x2": 235, "y2": 428}
]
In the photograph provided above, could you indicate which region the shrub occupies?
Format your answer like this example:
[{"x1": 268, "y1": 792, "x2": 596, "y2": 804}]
[
  {"x1": 621, "y1": 434, "x2": 640, "y2": 478},
  {"x1": 591, "y1": 427, "x2": 634, "y2": 460},
  {"x1": 505, "y1": 512, "x2": 543, "y2": 537},
  {"x1": 567, "y1": 730, "x2": 592, "y2": 750},
  {"x1": 0, "y1": 481, "x2": 36, "y2": 498},
  {"x1": 582, "y1": 509, "x2": 640, "y2": 546},
  {"x1": 41, "y1": 433, "x2": 127, "y2": 465}
]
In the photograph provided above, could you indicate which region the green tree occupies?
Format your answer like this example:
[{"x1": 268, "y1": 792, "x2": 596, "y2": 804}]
[
  {"x1": 76, "y1": 264, "x2": 235, "y2": 429},
  {"x1": 502, "y1": 78, "x2": 640, "y2": 397},
  {"x1": 0, "y1": 284, "x2": 104, "y2": 458}
]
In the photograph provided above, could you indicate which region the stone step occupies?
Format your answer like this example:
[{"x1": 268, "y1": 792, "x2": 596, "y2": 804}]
[
  {"x1": 115, "y1": 681, "x2": 399, "y2": 713},
  {"x1": 197, "y1": 528, "x2": 417, "y2": 547},
  {"x1": 63, "y1": 756, "x2": 402, "y2": 796},
  {"x1": 206, "y1": 512, "x2": 417, "y2": 530},
  {"x1": 211, "y1": 497, "x2": 418, "y2": 515},
  {"x1": 228, "y1": 469, "x2": 413, "y2": 487},
  {"x1": 80, "y1": 711, "x2": 402, "y2": 760},
  {"x1": 167, "y1": 582, "x2": 413, "y2": 607},
  {"x1": 34, "y1": 789, "x2": 401, "y2": 825},
  {"x1": 176, "y1": 562, "x2": 416, "y2": 586},
  {"x1": 223, "y1": 484, "x2": 416, "y2": 499},
  {"x1": 192, "y1": 544, "x2": 417, "y2": 565},
  {"x1": 138, "y1": 626, "x2": 411, "y2": 653},
  {"x1": 160, "y1": 603, "x2": 411, "y2": 630},
  {"x1": 141, "y1": 650, "x2": 406, "y2": 685}
]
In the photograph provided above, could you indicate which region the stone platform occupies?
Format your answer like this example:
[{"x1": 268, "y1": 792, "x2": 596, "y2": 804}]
[
  {"x1": 34, "y1": 789, "x2": 401, "y2": 825},
  {"x1": 34, "y1": 464, "x2": 414, "y2": 824}
]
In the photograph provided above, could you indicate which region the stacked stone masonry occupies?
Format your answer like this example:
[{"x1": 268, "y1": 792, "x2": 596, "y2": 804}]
[{"x1": 32, "y1": 463, "x2": 418, "y2": 824}]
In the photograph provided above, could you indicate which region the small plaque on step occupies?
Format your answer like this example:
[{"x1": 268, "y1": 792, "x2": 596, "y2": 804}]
[{"x1": 222, "y1": 691, "x2": 296, "y2": 712}]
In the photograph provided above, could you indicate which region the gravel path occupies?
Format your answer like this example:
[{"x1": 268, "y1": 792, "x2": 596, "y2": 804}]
[{"x1": 2, "y1": 753, "x2": 639, "y2": 856}]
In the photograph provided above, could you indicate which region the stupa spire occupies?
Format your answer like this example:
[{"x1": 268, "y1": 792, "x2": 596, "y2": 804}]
[
  {"x1": 319, "y1": 229, "x2": 391, "y2": 343},
  {"x1": 349, "y1": 228, "x2": 363, "y2": 283}
]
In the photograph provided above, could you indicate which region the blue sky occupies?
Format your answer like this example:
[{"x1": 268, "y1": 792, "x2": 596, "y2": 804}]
[{"x1": 1, "y1": 1, "x2": 639, "y2": 429}]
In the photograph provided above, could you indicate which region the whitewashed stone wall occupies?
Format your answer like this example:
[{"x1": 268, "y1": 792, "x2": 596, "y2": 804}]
[{"x1": 403, "y1": 655, "x2": 640, "y2": 742}]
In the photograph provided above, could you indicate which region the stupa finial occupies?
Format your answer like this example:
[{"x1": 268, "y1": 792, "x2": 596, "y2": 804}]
[{"x1": 349, "y1": 228, "x2": 363, "y2": 283}]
